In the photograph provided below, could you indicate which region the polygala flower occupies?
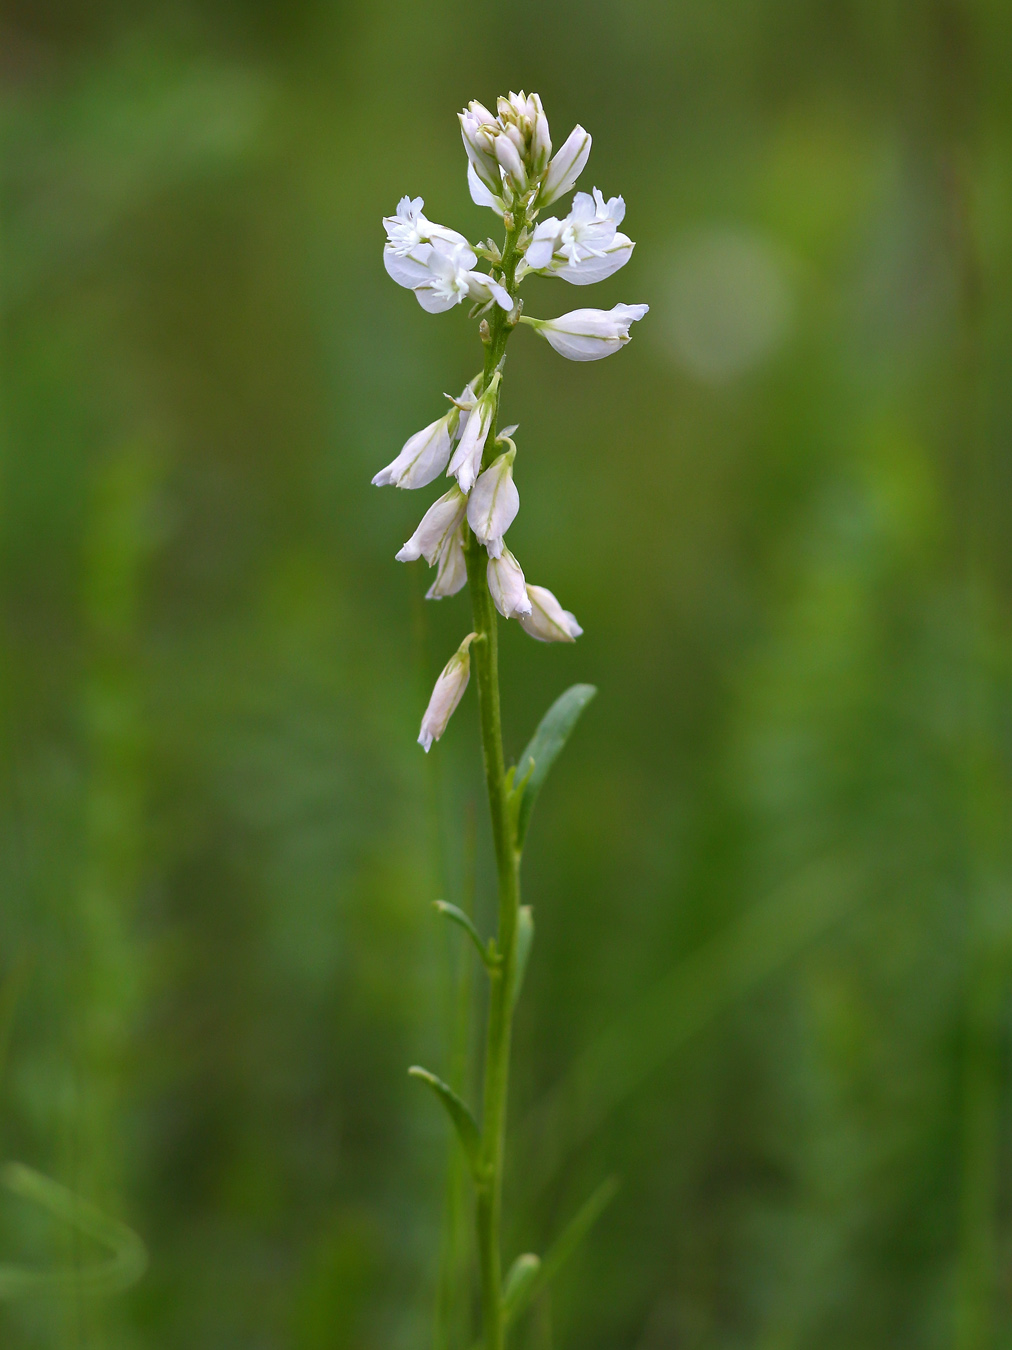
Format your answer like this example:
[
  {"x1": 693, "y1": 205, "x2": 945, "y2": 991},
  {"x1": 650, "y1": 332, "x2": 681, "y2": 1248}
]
[
  {"x1": 396, "y1": 486, "x2": 468, "y2": 565},
  {"x1": 418, "y1": 632, "x2": 477, "y2": 752},
  {"x1": 411, "y1": 239, "x2": 512, "y2": 314},
  {"x1": 467, "y1": 449, "x2": 519, "y2": 559},
  {"x1": 523, "y1": 189, "x2": 633, "y2": 285},
  {"x1": 448, "y1": 373, "x2": 500, "y2": 493},
  {"x1": 487, "y1": 547, "x2": 532, "y2": 620},
  {"x1": 519, "y1": 584, "x2": 583, "y2": 642},
  {"x1": 522, "y1": 303, "x2": 650, "y2": 361},
  {"x1": 426, "y1": 524, "x2": 468, "y2": 599},
  {"x1": 372, "y1": 380, "x2": 480, "y2": 489},
  {"x1": 539, "y1": 124, "x2": 592, "y2": 208},
  {"x1": 375, "y1": 90, "x2": 649, "y2": 1350}
]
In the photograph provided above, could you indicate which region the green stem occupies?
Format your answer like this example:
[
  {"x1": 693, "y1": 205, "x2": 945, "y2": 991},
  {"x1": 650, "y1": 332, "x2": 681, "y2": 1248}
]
[{"x1": 466, "y1": 211, "x2": 525, "y2": 1350}]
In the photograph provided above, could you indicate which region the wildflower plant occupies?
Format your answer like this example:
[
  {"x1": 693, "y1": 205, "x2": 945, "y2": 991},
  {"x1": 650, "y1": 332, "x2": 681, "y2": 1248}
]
[{"x1": 373, "y1": 91, "x2": 648, "y2": 1349}]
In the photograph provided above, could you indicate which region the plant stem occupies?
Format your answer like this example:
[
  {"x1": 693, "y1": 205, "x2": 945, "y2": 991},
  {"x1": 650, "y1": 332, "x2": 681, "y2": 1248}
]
[{"x1": 465, "y1": 212, "x2": 525, "y2": 1350}]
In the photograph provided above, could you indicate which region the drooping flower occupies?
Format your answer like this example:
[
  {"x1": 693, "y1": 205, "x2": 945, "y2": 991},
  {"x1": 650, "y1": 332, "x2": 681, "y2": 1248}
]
[
  {"x1": 523, "y1": 189, "x2": 634, "y2": 285},
  {"x1": 538, "y1": 125, "x2": 592, "y2": 208},
  {"x1": 383, "y1": 197, "x2": 471, "y2": 289},
  {"x1": 372, "y1": 381, "x2": 480, "y2": 489},
  {"x1": 522, "y1": 303, "x2": 649, "y2": 361},
  {"x1": 396, "y1": 486, "x2": 468, "y2": 565},
  {"x1": 487, "y1": 547, "x2": 532, "y2": 619},
  {"x1": 426, "y1": 524, "x2": 468, "y2": 599},
  {"x1": 467, "y1": 449, "x2": 519, "y2": 559},
  {"x1": 519, "y1": 584, "x2": 583, "y2": 642},
  {"x1": 418, "y1": 633, "x2": 477, "y2": 752},
  {"x1": 448, "y1": 373, "x2": 500, "y2": 492}
]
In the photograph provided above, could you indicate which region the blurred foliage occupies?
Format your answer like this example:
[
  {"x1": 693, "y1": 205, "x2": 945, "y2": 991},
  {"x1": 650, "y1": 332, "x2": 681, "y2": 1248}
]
[{"x1": 1, "y1": 0, "x2": 1012, "y2": 1346}]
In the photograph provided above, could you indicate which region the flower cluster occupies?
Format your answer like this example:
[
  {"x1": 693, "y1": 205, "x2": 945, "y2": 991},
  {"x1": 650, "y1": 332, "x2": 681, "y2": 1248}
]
[{"x1": 374, "y1": 91, "x2": 647, "y2": 750}]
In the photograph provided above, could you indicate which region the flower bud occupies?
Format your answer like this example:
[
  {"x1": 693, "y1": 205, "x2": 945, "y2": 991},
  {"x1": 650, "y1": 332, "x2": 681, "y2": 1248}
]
[
  {"x1": 426, "y1": 524, "x2": 468, "y2": 599},
  {"x1": 529, "y1": 93, "x2": 552, "y2": 176},
  {"x1": 493, "y1": 133, "x2": 528, "y2": 190},
  {"x1": 522, "y1": 303, "x2": 649, "y2": 361},
  {"x1": 419, "y1": 633, "x2": 477, "y2": 752},
  {"x1": 459, "y1": 105, "x2": 503, "y2": 196},
  {"x1": 487, "y1": 547, "x2": 532, "y2": 620},
  {"x1": 467, "y1": 449, "x2": 519, "y2": 558},
  {"x1": 396, "y1": 486, "x2": 467, "y2": 565},
  {"x1": 448, "y1": 373, "x2": 500, "y2": 492},
  {"x1": 519, "y1": 584, "x2": 583, "y2": 642},
  {"x1": 539, "y1": 125, "x2": 592, "y2": 207},
  {"x1": 372, "y1": 413, "x2": 455, "y2": 490}
]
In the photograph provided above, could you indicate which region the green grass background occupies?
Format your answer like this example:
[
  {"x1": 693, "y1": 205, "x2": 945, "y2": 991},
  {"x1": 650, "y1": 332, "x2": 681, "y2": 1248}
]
[{"x1": 2, "y1": 0, "x2": 1012, "y2": 1345}]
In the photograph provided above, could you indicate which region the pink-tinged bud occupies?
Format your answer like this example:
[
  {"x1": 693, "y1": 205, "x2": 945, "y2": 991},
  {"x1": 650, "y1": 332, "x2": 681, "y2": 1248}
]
[
  {"x1": 539, "y1": 125, "x2": 591, "y2": 207},
  {"x1": 459, "y1": 107, "x2": 502, "y2": 196},
  {"x1": 487, "y1": 547, "x2": 532, "y2": 620},
  {"x1": 467, "y1": 450, "x2": 519, "y2": 559},
  {"x1": 493, "y1": 133, "x2": 528, "y2": 190},
  {"x1": 418, "y1": 633, "x2": 477, "y2": 752},
  {"x1": 529, "y1": 93, "x2": 552, "y2": 176},
  {"x1": 519, "y1": 584, "x2": 583, "y2": 642}
]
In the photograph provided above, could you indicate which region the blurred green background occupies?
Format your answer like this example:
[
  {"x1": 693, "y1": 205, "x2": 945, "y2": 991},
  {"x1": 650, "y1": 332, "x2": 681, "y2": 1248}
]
[{"x1": 2, "y1": 0, "x2": 1012, "y2": 1346}]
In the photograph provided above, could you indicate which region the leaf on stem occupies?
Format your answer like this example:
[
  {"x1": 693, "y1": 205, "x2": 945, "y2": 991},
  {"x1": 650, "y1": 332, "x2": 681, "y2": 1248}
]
[
  {"x1": 433, "y1": 901, "x2": 496, "y2": 967},
  {"x1": 502, "y1": 1176, "x2": 620, "y2": 1328},
  {"x1": 0, "y1": 1163, "x2": 148, "y2": 1298},
  {"x1": 408, "y1": 1066, "x2": 484, "y2": 1178},
  {"x1": 510, "y1": 684, "x2": 597, "y2": 849},
  {"x1": 509, "y1": 906, "x2": 534, "y2": 1009},
  {"x1": 502, "y1": 1253, "x2": 541, "y2": 1319}
]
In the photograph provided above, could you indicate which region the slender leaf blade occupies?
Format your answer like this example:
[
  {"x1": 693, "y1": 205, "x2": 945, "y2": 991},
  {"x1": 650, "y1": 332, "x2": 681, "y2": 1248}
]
[
  {"x1": 408, "y1": 1067, "x2": 484, "y2": 1177},
  {"x1": 513, "y1": 684, "x2": 597, "y2": 848},
  {"x1": 501, "y1": 1177, "x2": 619, "y2": 1328},
  {"x1": 509, "y1": 906, "x2": 534, "y2": 1009},
  {"x1": 502, "y1": 1253, "x2": 541, "y2": 1319}
]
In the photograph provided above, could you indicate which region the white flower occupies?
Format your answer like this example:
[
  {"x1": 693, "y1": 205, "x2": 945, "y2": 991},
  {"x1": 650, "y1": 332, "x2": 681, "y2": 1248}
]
[
  {"x1": 382, "y1": 196, "x2": 470, "y2": 289},
  {"x1": 396, "y1": 486, "x2": 467, "y2": 565},
  {"x1": 411, "y1": 239, "x2": 512, "y2": 315},
  {"x1": 522, "y1": 303, "x2": 649, "y2": 361},
  {"x1": 468, "y1": 163, "x2": 505, "y2": 215},
  {"x1": 426, "y1": 524, "x2": 468, "y2": 599},
  {"x1": 467, "y1": 449, "x2": 519, "y2": 558},
  {"x1": 373, "y1": 413, "x2": 454, "y2": 489},
  {"x1": 523, "y1": 189, "x2": 634, "y2": 285},
  {"x1": 372, "y1": 381, "x2": 479, "y2": 489},
  {"x1": 448, "y1": 373, "x2": 499, "y2": 492},
  {"x1": 487, "y1": 547, "x2": 532, "y2": 619},
  {"x1": 459, "y1": 103, "x2": 503, "y2": 196},
  {"x1": 419, "y1": 633, "x2": 477, "y2": 752},
  {"x1": 519, "y1": 584, "x2": 583, "y2": 642},
  {"x1": 539, "y1": 125, "x2": 592, "y2": 208}
]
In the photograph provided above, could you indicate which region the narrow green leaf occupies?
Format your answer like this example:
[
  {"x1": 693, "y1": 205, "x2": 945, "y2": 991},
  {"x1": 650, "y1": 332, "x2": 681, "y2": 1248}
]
[
  {"x1": 408, "y1": 1067, "x2": 484, "y2": 1178},
  {"x1": 509, "y1": 906, "x2": 534, "y2": 1009},
  {"x1": 539, "y1": 1176, "x2": 619, "y2": 1286},
  {"x1": 0, "y1": 1163, "x2": 148, "y2": 1298},
  {"x1": 501, "y1": 1177, "x2": 619, "y2": 1330},
  {"x1": 502, "y1": 1253, "x2": 541, "y2": 1319},
  {"x1": 434, "y1": 901, "x2": 493, "y2": 967},
  {"x1": 512, "y1": 684, "x2": 597, "y2": 849}
]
